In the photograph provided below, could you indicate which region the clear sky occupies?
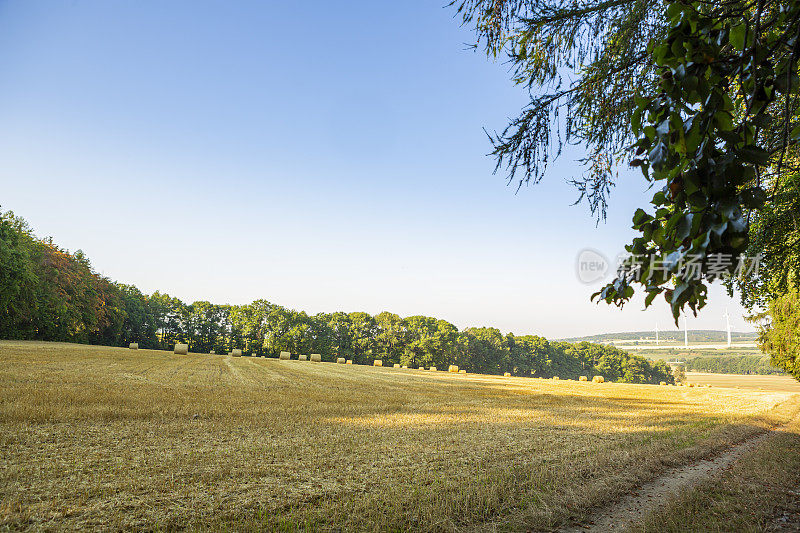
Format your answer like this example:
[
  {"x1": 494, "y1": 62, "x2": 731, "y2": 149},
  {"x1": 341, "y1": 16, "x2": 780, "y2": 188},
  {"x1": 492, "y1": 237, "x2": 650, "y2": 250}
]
[{"x1": 0, "y1": 0, "x2": 754, "y2": 338}]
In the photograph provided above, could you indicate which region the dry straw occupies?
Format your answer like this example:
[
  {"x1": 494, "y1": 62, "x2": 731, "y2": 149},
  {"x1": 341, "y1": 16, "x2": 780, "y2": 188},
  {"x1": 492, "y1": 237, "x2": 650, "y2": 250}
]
[
  {"x1": 592, "y1": 376, "x2": 605, "y2": 383},
  {"x1": 279, "y1": 351, "x2": 291, "y2": 360},
  {"x1": 374, "y1": 360, "x2": 383, "y2": 367},
  {"x1": 579, "y1": 376, "x2": 588, "y2": 381},
  {"x1": 128, "y1": 343, "x2": 138, "y2": 350},
  {"x1": 552, "y1": 376, "x2": 560, "y2": 380},
  {"x1": 298, "y1": 354, "x2": 307, "y2": 361},
  {"x1": 429, "y1": 366, "x2": 437, "y2": 371},
  {"x1": 393, "y1": 363, "x2": 400, "y2": 368},
  {"x1": 504, "y1": 372, "x2": 511, "y2": 377},
  {"x1": 448, "y1": 365, "x2": 459, "y2": 373},
  {"x1": 401, "y1": 365, "x2": 408, "y2": 369},
  {"x1": 459, "y1": 369, "x2": 466, "y2": 374},
  {"x1": 310, "y1": 354, "x2": 321, "y2": 362},
  {"x1": 660, "y1": 381, "x2": 667, "y2": 385},
  {"x1": 337, "y1": 357, "x2": 346, "y2": 364},
  {"x1": 174, "y1": 344, "x2": 188, "y2": 355},
  {"x1": 346, "y1": 360, "x2": 353, "y2": 364},
  {"x1": 231, "y1": 349, "x2": 242, "y2": 357}
]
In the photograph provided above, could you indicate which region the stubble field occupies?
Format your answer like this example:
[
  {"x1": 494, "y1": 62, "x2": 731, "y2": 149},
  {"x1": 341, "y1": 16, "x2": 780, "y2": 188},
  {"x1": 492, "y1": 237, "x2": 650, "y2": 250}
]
[{"x1": 1, "y1": 340, "x2": 798, "y2": 531}]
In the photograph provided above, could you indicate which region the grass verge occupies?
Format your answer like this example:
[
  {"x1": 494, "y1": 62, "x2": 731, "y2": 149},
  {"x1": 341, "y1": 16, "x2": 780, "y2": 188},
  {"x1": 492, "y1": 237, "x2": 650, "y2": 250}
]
[{"x1": 633, "y1": 411, "x2": 800, "y2": 532}]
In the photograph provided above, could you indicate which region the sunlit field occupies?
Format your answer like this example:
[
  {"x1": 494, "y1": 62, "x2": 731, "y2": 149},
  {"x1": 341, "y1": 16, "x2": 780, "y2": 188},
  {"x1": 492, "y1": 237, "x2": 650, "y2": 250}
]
[
  {"x1": 685, "y1": 371, "x2": 800, "y2": 393},
  {"x1": 1, "y1": 341, "x2": 798, "y2": 531}
]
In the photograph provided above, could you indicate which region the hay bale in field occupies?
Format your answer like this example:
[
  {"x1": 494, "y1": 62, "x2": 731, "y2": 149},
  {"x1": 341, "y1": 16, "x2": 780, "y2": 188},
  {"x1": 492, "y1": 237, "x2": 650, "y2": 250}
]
[
  {"x1": 660, "y1": 381, "x2": 667, "y2": 385},
  {"x1": 174, "y1": 344, "x2": 188, "y2": 355},
  {"x1": 402, "y1": 365, "x2": 408, "y2": 369},
  {"x1": 209, "y1": 350, "x2": 215, "y2": 355},
  {"x1": 310, "y1": 353, "x2": 322, "y2": 362},
  {"x1": 393, "y1": 363, "x2": 400, "y2": 368},
  {"x1": 129, "y1": 343, "x2": 138, "y2": 350},
  {"x1": 504, "y1": 372, "x2": 511, "y2": 377},
  {"x1": 337, "y1": 357, "x2": 346, "y2": 364},
  {"x1": 231, "y1": 349, "x2": 242, "y2": 357},
  {"x1": 373, "y1": 360, "x2": 383, "y2": 367},
  {"x1": 346, "y1": 359, "x2": 353, "y2": 364},
  {"x1": 552, "y1": 376, "x2": 560, "y2": 380},
  {"x1": 279, "y1": 351, "x2": 291, "y2": 360},
  {"x1": 592, "y1": 375, "x2": 604, "y2": 383},
  {"x1": 579, "y1": 376, "x2": 588, "y2": 381},
  {"x1": 448, "y1": 365, "x2": 459, "y2": 373},
  {"x1": 429, "y1": 366, "x2": 437, "y2": 371},
  {"x1": 298, "y1": 354, "x2": 307, "y2": 361},
  {"x1": 459, "y1": 369, "x2": 466, "y2": 374}
]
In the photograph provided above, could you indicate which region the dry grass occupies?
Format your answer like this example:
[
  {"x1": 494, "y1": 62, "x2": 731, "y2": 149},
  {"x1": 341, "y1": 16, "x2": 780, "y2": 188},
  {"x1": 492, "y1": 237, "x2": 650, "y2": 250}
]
[
  {"x1": 633, "y1": 407, "x2": 800, "y2": 532},
  {"x1": 0, "y1": 340, "x2": 797, "y2": 532}
]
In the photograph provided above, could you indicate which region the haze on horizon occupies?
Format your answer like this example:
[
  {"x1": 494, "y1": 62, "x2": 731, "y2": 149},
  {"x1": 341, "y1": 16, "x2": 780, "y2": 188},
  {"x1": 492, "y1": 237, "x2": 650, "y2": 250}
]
[{"x1": 0, "y1": 1, "x2": 755, "y2": 338}]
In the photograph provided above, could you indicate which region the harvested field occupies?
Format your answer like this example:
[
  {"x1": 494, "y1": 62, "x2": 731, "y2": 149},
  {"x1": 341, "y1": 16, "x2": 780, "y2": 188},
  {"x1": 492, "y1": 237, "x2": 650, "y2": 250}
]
[{"x1": 1, "y1": 340, "x2": 797, "y2": 531}]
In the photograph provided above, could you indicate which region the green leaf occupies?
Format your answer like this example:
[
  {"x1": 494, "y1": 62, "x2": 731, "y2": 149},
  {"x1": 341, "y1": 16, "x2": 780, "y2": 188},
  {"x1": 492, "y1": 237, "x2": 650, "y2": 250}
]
[
  {"x1": 730, "y1": 23, "x2": 746, "y2": 51},
  {"x1": 737, "y1": 145, "x2": 770, "y2": 165}
]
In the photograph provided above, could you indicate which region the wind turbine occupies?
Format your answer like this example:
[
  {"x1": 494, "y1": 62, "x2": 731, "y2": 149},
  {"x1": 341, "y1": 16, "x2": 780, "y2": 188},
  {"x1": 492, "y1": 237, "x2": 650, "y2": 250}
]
[
  {"x1": 655, "y1": 323, "x2": 660, "y2": 345},
  {"x1": 683, "y1": 313, "x2": 689, "y2": 347},
  {"x1": 724, "y1": 308, "x2": 732, "y2": 347}
]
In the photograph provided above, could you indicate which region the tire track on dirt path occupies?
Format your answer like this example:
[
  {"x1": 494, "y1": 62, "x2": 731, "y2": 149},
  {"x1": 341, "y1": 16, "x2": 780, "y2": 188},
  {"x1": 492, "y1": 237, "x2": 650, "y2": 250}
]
[{"x1": 561, "y1": 417, "x2": 797, "y2": 532}]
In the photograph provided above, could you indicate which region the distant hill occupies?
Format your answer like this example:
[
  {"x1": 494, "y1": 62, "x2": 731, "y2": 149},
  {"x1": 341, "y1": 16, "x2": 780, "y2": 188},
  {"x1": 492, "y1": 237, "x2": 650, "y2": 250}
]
[{"x1": 562, "y1": 330, "x2": 758, "y2": 344}]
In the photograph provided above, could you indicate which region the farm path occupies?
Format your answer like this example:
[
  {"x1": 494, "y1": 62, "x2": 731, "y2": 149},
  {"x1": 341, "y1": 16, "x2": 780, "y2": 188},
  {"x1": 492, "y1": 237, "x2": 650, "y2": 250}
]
[{"x1": 562, "y1": 416, "x2": 796, "y2": 532}]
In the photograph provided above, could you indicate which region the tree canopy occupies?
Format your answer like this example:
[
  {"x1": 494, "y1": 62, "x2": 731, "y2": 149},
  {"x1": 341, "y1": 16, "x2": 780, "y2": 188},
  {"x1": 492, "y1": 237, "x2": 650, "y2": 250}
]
[{"x1": 453, "y1": 0, "x2": 800, "y2": 321}]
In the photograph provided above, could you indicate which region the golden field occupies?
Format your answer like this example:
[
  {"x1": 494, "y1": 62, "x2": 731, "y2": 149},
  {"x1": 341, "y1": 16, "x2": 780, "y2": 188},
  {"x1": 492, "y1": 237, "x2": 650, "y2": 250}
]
[
  {"x1": 1, "y1": 341, "x2": 798, "y2": 531},
  {"x1": 685, "y1": 371, "x2": 800, "y2": 393}
]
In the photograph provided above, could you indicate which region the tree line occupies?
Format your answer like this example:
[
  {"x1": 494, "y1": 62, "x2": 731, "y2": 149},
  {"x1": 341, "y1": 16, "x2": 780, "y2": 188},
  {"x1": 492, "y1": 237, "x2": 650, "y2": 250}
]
[
  {"x1": 685, "y1": 355, "x2": 783, "y2": 376},
  {"x1": 0, "y1": 210, "x2": 673, "y2": 384}
]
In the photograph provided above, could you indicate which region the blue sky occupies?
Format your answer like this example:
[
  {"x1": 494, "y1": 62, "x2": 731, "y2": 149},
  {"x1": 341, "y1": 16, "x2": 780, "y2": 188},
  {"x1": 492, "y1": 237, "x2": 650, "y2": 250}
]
[{"x1": 0, "y1": 1, "x2": 753, "y2": 337}]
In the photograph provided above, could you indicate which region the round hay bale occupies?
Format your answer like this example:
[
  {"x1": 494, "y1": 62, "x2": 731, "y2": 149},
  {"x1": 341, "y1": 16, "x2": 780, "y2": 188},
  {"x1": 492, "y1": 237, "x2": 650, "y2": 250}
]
[
  {"x1": 592, "y1": 375, "x2": 604, "y2": 383},
  {"x1": 346, "y1": 359, "x2": 353, "y2": 364},
  {"x1": 298, "y1": 354, "x2": 307, "y2": 361},
  {"x1": 174, "y1": 344, "x2": 188, "y2": 355},
  {"x1": 459, "y1": 369, "x2": 466, "y2": 374},
  {"x1": 279, "y1": 351, "x2": 291, "y2": 360},
  {"x1": 552, "y1": 376, "x2": 560, "y2": 380},
  {"x1": 448, "y1": 365, "x2": 459, "y2": 373},
  {"x1": 393, "y1": 363, "x2": 400, "y2": 368},
  {"x1": 660, "y1": 381, "x2": 667, "y2": 386},
  {"x1": 337, "y1": 357, "x2": 346, "y2": 364},
  {"x1": 209, "y1": 350, "x2": 215, "y2": 355},
  {"x1": 310, "y1": 353, "x2": 322, "y2": 363},
  {"x1": 429, "y1": 366, "x2": 437, "y2": 371},
  {"x1": 504, "y1": 372, "x2": 511, "y2": 377},
  {"x1": 373, "y1": 360, "x2": 383, "y2": 367},
  {"x1": 231, "y1": 349, "x2": 242, "y2": 357},
  {"x1": 401, "y1": 365, "x2": 408, "y2": 369},
  {"x1": 129, "y1": 343, "x2": 139, "y2": 350},
  {"x1": 688, "y1": 382, "x2": 695, "y2": 387},
  {"x1": 579, "y1": 375, "x2": 588, "y2": 381}
]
